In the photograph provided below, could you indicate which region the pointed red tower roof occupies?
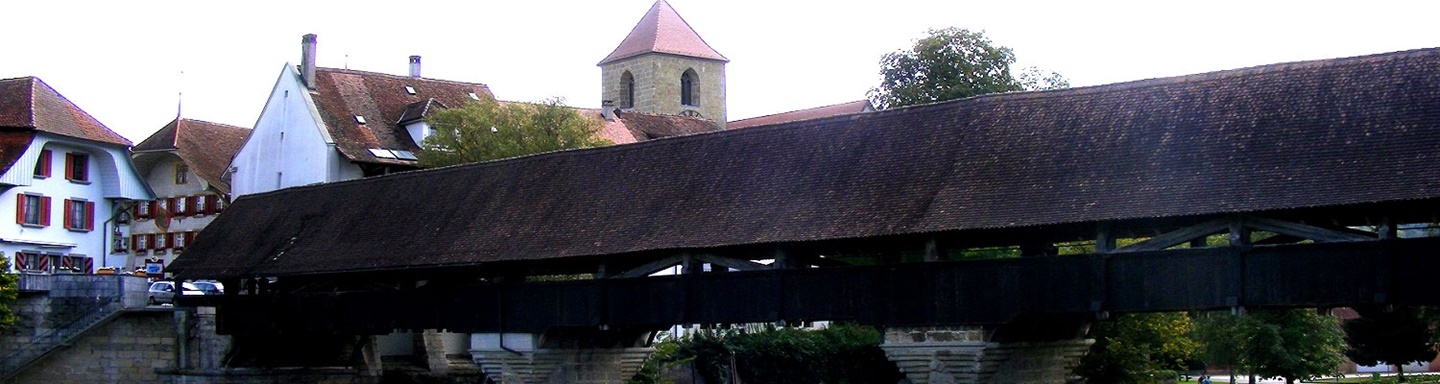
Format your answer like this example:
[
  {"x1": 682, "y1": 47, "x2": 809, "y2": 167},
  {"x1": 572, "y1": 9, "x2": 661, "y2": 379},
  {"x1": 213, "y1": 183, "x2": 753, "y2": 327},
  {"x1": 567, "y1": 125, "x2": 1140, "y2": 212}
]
[{"x1": 598, "y1": 0, "x2": 728, "y2": 65}]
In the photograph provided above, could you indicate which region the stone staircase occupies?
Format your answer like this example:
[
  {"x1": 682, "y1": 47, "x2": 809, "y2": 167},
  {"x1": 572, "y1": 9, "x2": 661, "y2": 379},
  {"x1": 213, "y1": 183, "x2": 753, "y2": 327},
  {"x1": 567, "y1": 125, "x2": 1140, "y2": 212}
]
[{"x1": 0, "y1": 297, "x2": 128, "y2": 380}]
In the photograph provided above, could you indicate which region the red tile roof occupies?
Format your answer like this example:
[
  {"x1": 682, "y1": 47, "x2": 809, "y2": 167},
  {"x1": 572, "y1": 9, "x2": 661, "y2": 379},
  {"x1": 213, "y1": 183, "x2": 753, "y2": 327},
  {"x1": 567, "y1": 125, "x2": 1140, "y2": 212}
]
[
  {"x1": 499, "y1": 103, "x2": 721, "y2": 145},
  {"x1": 0, "y1": 77, "x2": 131, "y2": 147},
  {"x1": 310, "y1": 67, "x2": 495, "y2": 166},
  {"x1": 0, "y1": 131, "x2": 36, "y2": 178},
  {"x1": 727, "y1": 100, "x2": 874, "y2": 129},
  {"x1": 598, "y1": 0, "x2": 727, "y2": 65},
  {"x1": 135, "y1": 118, "x2": 250, "y2": 193}
]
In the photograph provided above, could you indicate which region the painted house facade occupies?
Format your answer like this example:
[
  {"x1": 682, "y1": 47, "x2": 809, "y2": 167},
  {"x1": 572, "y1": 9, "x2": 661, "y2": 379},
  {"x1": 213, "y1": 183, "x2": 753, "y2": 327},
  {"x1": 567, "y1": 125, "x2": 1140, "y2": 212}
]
[
  {"x1": 0, "y1": 77, "x2": 152, "y2": 274},
  {"x1": 232, "y1": 32, "x2": 722, "y2": 198},
  {"x1": 127, "y1": 118, "x2": 248, "y2": 273}
]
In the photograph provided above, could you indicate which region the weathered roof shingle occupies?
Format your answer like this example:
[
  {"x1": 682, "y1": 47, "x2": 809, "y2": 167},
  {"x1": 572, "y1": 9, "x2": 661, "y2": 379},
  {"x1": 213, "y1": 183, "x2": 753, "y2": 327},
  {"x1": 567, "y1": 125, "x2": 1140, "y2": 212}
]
[
  {"x1": 173, "y1": 48, "x2": 1440, "y2": 279},
  {"x1": 135, "y1": 118, "x2": 250, "y2": 193}
]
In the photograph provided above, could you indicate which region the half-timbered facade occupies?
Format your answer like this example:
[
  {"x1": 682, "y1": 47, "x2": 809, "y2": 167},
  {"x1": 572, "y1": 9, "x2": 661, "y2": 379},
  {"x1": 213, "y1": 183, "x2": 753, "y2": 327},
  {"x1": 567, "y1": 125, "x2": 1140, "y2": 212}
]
[{"x1": 0, "y1": 77, "x2": 152, "y2": 274}]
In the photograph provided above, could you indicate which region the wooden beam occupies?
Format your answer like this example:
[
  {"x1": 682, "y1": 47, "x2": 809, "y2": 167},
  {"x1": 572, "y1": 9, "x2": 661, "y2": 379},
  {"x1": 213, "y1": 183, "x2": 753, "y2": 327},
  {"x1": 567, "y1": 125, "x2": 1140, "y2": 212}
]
[
  {"x1": 611, "y1": 255, "x2": 686, "y2": 279},
  {"x1": 924, "y1": 239, "x2": 941, "y2": 262},
  {"x1": 1244, "y1": 216, "x2": 1374, "y2": 243},
  {"x1": 1115, "y1": 219, "x2": 1227, "y2": 253},
  {"x1": 1096, "y1": 223, "x2": 1118, "y2": 253},
  {"x1": 693, "y1": 254, "x2": 770, "y2": 272}
]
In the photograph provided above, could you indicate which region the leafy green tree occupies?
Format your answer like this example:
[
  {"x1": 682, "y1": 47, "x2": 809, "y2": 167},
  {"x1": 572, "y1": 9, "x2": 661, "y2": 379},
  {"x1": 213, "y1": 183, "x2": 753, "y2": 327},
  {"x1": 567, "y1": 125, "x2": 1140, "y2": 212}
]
[
  {"x1": 1076, "y1": 312, "x2": 1198, "y2": 384},
  {"x1": 417, "y1": 97, "x2": 611, "y2": 167},
  {"x1": 868, "y1": 27, "x2": 1068, "y2": 109},
  {"x1": 0, "y1": 258, "x2": 18, "y2": 331},
  {"x1": 1194, "y1": 312, "x2": 1254, "y2": 384},
  {"x1": 1244, "y1": 309, "x2": 1345, "y2": 384},
  {"x1": 1344, "y1": 306, "x2": 1437, "y2": 383}
]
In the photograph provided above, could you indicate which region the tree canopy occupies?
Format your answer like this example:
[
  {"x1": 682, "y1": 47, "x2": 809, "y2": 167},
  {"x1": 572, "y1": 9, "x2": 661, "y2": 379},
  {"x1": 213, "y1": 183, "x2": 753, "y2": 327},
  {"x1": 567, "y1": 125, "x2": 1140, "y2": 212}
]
[
  {"x1": 417, "y1": 97, "x2": 611, "y2": 168},
  {"x1": 1193, "y1": 309, "x2": 1345, "y2": 384},
  {"x1": 1344, "y1": 306, "x2": 1437, "y2": 382},
  {"x1": 868, "y1": 27, "x2": 1068, "y2": 110},
  {"x1": 0, "y1": 258, "x2": 17, "y2": 332},
  {"x1": 1076, "y1": 312, "x2": 1198, "y2": 384}
]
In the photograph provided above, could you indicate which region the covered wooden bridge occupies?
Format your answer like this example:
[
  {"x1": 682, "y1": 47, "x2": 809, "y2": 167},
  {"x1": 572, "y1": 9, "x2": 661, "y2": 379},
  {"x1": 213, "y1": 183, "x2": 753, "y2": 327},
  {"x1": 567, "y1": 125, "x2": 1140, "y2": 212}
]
[{"x1": 171, "y1": 47, "x2": 1440, "y2": 383}]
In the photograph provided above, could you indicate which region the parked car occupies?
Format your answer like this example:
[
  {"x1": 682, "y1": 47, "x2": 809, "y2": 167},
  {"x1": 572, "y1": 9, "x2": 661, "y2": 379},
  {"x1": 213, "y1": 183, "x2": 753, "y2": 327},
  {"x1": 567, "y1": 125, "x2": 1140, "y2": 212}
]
[
  {"x1": 147, "y1": 281, "x2": 203, "y2": 305},
  {"x1": 190, "y1": 281, "x2": 224, "y2": 295}
]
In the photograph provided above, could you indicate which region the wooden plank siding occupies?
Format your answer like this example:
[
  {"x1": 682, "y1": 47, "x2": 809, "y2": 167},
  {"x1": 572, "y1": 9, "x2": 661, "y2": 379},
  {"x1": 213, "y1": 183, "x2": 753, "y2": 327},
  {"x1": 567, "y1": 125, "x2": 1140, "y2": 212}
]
[{"x1": 192, "y1": 236, "x2": 1440, "y2": 335}]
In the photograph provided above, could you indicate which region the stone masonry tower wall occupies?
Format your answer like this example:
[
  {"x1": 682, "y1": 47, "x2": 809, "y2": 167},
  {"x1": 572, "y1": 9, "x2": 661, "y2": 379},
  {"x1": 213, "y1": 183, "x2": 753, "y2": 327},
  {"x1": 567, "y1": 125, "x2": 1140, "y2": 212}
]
[{"x1": 601, "y1": 54, "x2": 726, "y2": 125}]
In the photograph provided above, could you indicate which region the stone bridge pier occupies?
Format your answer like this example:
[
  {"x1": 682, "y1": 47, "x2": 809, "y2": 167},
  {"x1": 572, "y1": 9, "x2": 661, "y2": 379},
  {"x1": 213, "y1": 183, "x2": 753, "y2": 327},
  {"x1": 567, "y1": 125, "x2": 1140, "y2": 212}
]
[
  {"x1": 882, "y1": 316, "x2": 1094, "y2": 384},
  {"x1": 469, "y1": 328, "x2": 655, "y2": 384}
]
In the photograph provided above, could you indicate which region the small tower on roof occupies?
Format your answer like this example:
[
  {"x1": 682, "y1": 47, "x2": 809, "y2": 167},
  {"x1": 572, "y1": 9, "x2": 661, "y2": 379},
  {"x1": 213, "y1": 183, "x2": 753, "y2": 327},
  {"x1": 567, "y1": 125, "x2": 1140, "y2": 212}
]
[{"x1": 599, "y1": 0, "x2": 728, "y2": 128}]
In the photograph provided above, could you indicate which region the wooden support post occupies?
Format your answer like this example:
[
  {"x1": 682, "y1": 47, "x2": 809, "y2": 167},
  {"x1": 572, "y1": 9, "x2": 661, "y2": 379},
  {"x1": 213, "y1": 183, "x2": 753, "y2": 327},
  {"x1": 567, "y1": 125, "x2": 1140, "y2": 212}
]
[
  {"x1": 681, "y1": 253, "x2": 699, "y2": 275},
  {"x1": 773, "y1": 249, "x2": 791, "y2": 269},
  {"x1": 1229, "y1": 217, "x2": 1251, "y2": 247},
  {"x1": 924, "y1": 239, "x2": 942, "y2": 262},
  {"x1": 596, "y1": 262, "x2": 610, "y2": 279},
  {"x1": 1379, "y1": 216, "x2": 1397, "y2": 240},
  {"x1": 1096, "y1": 223, "x2": 1116, "y2": 253}
]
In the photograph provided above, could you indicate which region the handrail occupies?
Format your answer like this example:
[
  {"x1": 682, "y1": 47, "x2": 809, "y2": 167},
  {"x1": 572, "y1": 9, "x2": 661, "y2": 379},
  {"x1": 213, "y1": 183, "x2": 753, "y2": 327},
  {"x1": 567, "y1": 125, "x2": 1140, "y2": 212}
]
[{"x1": 0, "y1": 297, "x2": 126, "y2": 379}]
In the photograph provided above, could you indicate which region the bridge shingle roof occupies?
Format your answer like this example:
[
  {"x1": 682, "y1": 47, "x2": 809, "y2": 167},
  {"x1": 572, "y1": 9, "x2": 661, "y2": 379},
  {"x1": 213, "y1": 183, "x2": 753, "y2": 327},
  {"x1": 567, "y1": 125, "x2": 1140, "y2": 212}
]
[{"x1": 171, "y1": 47, "x2": 1440, "y2": 279}]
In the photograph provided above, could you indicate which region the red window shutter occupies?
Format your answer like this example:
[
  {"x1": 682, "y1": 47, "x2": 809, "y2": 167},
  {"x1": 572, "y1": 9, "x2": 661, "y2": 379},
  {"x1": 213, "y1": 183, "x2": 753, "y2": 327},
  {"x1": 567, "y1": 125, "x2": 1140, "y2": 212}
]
[
  {"x1": 63, "y1": 199, "x2": 73, "y2": 229},
  {"x1": 15, "y1": 195, "x2": 24, "y2": 225},
  {"x1": 147, "y1": 234, "x2": 156, "y2": 249},
  {"x1": 184, "y1": 232, "x2": 196, "y2": 246},
  {"x1": 85, "y1": 201, "x2": 95, "y2": 231},
  {"x1": 148, "y1": 201, "x2": 159, "y2": 217},
  {"x1": 204, "y1": 195, "x2": 217, "y2": 214},
  {"x1": 39, "y1": 196, "x2": 50, "y2": 226},
  {"x1": 64, "y1": 153, "x2": 73, "y2": 180},
  {"x1": 168, "y1": 198, "x2": 178, "y2": 215},
  {"x1": 165, "y1": 233, "x2": 175, "y2": 249},
  {"x1": 36, "y1": 150, "x2": 51, "y2": 177}
]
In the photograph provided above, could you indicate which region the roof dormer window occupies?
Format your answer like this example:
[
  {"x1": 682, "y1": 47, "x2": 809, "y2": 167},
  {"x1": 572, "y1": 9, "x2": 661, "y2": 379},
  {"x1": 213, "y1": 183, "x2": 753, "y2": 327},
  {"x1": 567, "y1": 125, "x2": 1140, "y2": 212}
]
[
  {"x1": 468, "y1": 92, "x2": 480, "y2": 100},
  {"x1": 404, "y1": 86, "x2": 416, "y2": 95},
  {"x1": 355, "y1": 115, "x2": 367, "y2": 124}
]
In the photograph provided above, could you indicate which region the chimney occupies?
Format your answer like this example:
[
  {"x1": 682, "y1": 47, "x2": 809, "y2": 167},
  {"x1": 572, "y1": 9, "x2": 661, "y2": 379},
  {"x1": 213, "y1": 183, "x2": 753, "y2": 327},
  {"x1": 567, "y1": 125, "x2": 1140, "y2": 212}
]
[
  {"x1": 301, "y1": 34, "x2": 318, "y2": 90},
  {"x1": 601, "y1": 100, "x2": 616, "y2": 121},
  {"x1": 408, "y1": 55, "x2": 422, "y2": 78}
]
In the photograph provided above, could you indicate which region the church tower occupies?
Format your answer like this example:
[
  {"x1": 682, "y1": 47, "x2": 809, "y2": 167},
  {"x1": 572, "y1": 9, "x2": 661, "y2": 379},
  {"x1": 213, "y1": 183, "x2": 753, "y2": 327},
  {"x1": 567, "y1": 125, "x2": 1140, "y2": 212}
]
[{"x1": 600, "y1": 1, "x2": 728, "y2": 128}]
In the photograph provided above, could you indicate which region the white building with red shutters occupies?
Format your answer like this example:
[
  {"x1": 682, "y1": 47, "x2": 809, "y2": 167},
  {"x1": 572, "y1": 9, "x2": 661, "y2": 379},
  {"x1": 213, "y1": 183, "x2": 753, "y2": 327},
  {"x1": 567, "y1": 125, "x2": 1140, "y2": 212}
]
[
  {"x1": 0, "y1": 77, "x2": 152, "y2": 274},
  {"x1": 125, "y1": 118, "x2": 249, "y2": 273}
]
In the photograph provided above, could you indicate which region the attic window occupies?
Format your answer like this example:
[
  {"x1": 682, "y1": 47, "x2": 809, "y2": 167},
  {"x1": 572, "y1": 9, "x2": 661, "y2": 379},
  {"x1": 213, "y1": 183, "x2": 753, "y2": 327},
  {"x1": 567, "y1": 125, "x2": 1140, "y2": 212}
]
[
  {"x1": 392, "y1": 150, "x2": 418, "y2": 161},
  {"x1": 368, "y1": 149, "x2": 397, "y2": 159},
  {"x1": 355, "y1": 115, "x2": 368, "y2": 124},
  {"x1": 404, "y1": 86, "x2": 417, "y2": 95},
  {"x1": 468, "y1": 92, "x2": 480, "y2": 100}
]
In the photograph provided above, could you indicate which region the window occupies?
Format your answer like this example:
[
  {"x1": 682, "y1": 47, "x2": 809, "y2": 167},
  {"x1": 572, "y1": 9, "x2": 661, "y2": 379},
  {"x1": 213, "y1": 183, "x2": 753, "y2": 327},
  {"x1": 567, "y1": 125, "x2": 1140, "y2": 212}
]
[
  {"x1": 189, "y1": 196, "x2": 203, "y2": 216},
  {"x1": 15, "y1": 252, "x2": 45, "y2": 272},
  {"x1": 33, "y1": 149, "x2": 51, "y2": 178},
  {"x1": 16, "y1": 194, "x2": 50, "y2": 227},
  {"x1": 175, "y1": 164, "x2": 189, "y2": 184},
  {"x1": 154, "y1": 233, "x2": 168, "y2": 251},
  {"x1": 175, "y1": 197, "x2": 189, "y2": 216},
  {"x1": 63, "y1": 199, "x2": 94, "y2": 231},
  {"x1": 680, "y1": 69, "x2": 698, "y2": 107},
  {"x1": 113, "y1": 232, "x2": 128, "y2": 253},
  {"x1": 136, "y1": 200, "x2": 151, "y2": 219},
  {"x1": 133, "y1": 234, "x2": 148, "y2": 253},
  {"x1": 64, "y1": 152, "x2": 88, "y2": 183},
  {"x1": 173, "y1": 232, "x2": 187, "y2": 250},
  {"x1": 620, "y1": 71, "x2": 635, "y2": 108}
]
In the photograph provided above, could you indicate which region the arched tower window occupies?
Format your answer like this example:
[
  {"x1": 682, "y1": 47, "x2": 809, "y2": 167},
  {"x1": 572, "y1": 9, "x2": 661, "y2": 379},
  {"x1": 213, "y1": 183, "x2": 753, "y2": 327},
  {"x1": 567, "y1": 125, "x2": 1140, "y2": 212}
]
[
  {"x1": 620, "y1": 71, "x2": 635, "y2": 108},
  {"x1": 680, "y1": 69, "x2": 699, "y2": 107}
]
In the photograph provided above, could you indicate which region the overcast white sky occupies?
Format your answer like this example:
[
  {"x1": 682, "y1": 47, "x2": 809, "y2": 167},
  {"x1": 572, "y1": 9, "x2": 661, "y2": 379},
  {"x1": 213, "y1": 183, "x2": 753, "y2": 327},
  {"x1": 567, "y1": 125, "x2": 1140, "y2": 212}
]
[{"x1": 3, "y1": 1, "x2": 1438, "y2": 143}]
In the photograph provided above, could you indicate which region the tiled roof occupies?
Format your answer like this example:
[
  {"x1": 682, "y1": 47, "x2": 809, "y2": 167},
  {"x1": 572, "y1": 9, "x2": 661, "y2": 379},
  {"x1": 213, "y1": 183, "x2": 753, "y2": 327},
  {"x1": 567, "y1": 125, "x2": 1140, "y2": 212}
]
[
  {"x1": 618, "y1": 110, "x2": 721, "y2": 139},
  {"x1": 0, "y1": 131, "x2": 36, "y2": 177},
  {"x1": 0, "y1": 77, "x2": 131, "y2": 146},
  {"x1": 598, "y1": 0, "x2": 727, "y2": 65},
  {"x1": 727, "y1": 100, "x2": 874, "y2": 129},
  {"x1": 173, "y1": 48, "x2": 1440, "y2": 279},
  {"x1": 310, "y1": 68, "x2": 494, "y2": 166},
  {"x1": 135, "y1": 118, "x2": 250, "y2": 193}
]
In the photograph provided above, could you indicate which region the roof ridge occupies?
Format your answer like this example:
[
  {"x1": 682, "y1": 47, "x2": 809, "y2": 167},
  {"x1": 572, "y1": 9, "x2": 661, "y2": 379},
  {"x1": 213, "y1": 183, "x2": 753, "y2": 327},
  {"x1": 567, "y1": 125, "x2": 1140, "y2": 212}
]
[
  {"x1": 316, "y1": 67, "x2": 491, "y2": 88},
  {"x1": 729, "y1": 100, "x2": 869, "y2": 123},
  {"x1": 177, "y1": 117, "x2": 249, "y2": 130},
  {"x1": 878, "y1": 46, "x2": 1440, "y2": 113}
]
